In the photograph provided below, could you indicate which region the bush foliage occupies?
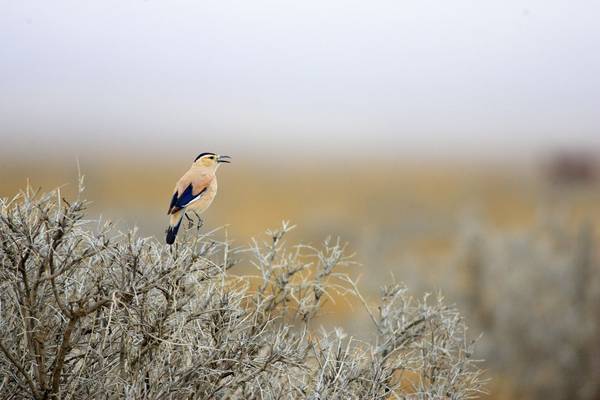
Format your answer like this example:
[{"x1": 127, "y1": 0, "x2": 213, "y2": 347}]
[{"x1": 0, "y1": 181, "x2": 484, "y2": 399}]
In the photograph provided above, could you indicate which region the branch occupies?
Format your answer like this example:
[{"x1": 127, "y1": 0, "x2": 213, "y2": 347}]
[{"x1": 0, "y1": 339, "x2": 41, "y2": 399}]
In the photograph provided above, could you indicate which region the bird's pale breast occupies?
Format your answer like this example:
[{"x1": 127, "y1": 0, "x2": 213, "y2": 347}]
[{"x1": 186, "y1": 178, "x2": 217, "y2": 214}]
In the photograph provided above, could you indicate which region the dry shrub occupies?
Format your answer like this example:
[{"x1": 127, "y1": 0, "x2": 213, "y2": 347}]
[
  {"x1": 0, "y1": 180, "x2": 485, "y2": 399},
  {"x1": 459, "y1": 218, "x2": 600, "y2": 400}
]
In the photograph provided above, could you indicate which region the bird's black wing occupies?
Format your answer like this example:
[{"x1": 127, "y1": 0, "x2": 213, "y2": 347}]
[{"x1": 167, "y1": 184, "x2": 207, "y2": 214}]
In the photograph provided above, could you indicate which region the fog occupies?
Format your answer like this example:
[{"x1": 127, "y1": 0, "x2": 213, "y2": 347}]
[{"x1": 1, "y1": 0, "x2": 599, "y2": 161}]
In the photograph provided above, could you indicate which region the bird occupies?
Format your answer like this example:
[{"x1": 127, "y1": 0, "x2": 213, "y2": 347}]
[{"x1": 165, "y1": 152, "x2": 230, "y2": 244}]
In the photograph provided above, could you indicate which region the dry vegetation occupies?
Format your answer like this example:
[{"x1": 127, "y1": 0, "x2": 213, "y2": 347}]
[
  {"x1": 455, "y1": 217, "x2": 600, "y2": 400},
  {"x1": 0, "y1": 180, "x2": 485, "y2": 399},
  {"x1": 2, "y1": 160, "x2": 599, "y2": 400}
]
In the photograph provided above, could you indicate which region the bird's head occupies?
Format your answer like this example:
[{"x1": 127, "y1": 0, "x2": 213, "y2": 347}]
[{"x1": 192, "y1": 152, "x2": 231, "y2": 170}]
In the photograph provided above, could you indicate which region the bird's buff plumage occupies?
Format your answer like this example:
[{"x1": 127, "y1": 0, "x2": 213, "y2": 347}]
[{"x1": 166, "y1": 153, "x2": 230, "y2": 244}]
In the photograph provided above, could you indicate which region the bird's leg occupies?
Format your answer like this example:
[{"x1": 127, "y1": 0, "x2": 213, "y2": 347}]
[
  {"x1": 192, "y1": 211, "x2": 204, "y2": 230},
  {"x1": 185, "y1": 212, "x2": 194, "y2": 229}
]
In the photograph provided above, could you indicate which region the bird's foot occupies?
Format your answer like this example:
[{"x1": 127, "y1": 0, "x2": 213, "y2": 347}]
[
  {"x1": 193, "y1": 212, "x2": 204, "y2": 231},
  {"x1": 185, "y1": 213, "x2": 194, "y2": 229}
]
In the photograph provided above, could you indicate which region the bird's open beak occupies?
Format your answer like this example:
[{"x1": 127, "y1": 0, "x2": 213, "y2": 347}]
[{"x1": 218, "y1": 155, "x2": 231, "y2": 163}]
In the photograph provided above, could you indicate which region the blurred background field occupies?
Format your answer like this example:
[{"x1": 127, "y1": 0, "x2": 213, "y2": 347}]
[
  {"x1": 2, "y1": 1, "x2": 600, "y2": 398},
  {"x1": 2, "y1": 157, "x2": 600, "y2": 399}
]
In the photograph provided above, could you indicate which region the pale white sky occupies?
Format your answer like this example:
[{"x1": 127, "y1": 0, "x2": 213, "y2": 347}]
[{"x1": 1, "y1": 0, "x2": 599, "y2": 161}]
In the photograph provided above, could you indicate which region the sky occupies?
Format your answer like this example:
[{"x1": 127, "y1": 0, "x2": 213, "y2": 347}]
[{"x1": 1, "y1": 0, "x2": 599, "y2": 162}]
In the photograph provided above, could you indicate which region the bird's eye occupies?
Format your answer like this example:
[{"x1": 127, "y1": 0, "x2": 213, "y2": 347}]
[{"x1": 209, "y1": 156, "x2": 215, "y2": 159}]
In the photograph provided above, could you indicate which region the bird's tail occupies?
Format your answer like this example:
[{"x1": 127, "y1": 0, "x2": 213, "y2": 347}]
[{"x1": 166, "y1": 210, "x2": 184, "y2": 245}]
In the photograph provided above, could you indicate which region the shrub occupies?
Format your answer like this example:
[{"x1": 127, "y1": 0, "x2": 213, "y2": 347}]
[
  {"x1": 0, "y1": 180, "x2": 485, "y2": 399},
  {"x1": 458, "y1": 220, "x2": 600, "y2": 400}
]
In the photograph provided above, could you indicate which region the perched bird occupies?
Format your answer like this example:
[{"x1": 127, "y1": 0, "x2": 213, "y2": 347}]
[{"x1": 166, "y1": 152, "x2": 230, "y2": 244}]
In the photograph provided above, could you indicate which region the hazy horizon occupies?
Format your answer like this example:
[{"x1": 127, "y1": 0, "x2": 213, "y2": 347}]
[{"x1": 2, "y1": 0, "x2": 599, "y2": 163}]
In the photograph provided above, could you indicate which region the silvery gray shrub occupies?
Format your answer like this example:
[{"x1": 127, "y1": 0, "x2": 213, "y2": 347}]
[{"x1": 0, "y1": 179, "x2": 485, "y2": 399}]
